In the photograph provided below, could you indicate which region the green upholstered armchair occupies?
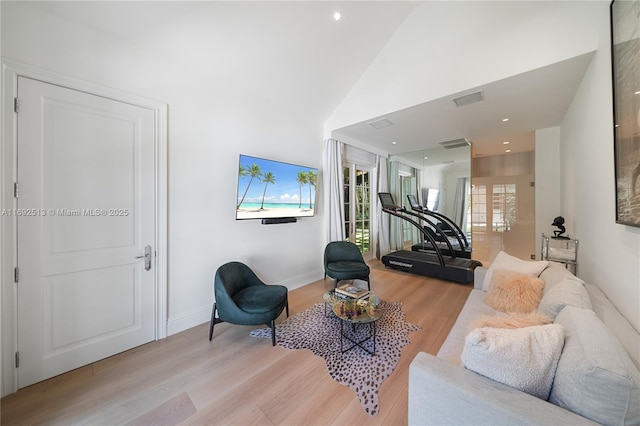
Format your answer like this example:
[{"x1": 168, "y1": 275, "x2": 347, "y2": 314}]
[
  {"x1": 209, "y1": 261, "x2": 289, "y2": 346},
  {"x1": 323, "y1": 241, "x2": 370, "y2": 290}
]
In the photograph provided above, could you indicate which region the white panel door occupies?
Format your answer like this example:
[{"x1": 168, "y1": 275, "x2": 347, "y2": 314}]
[{"x1": 16, "y1": 77, "x2": 156, "y2": 388}]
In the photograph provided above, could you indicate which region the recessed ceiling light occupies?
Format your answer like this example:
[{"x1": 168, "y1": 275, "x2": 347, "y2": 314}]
[
  {"x1": 423, "y1": 156, "x2": 428, "y2": 160},
  {"x1": 392, "y1": 141, "x2": 397, "y2": 145},
  {"x1": 502, "y1": 118, "x2": 510, "y2": 122},
  {"x1": 505, "y1": 149, "x2": 512, "y2": 153},
  {"x1": 333, "y1": 11, "x2": 341, "y2": 21},
  {"x1": 503, "y1": 141, "x2": 510, "y2": 145}
]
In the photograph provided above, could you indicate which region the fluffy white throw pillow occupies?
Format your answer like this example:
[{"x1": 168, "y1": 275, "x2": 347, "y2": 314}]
[
  {"x1": 462, "y1": 324, "x2": 565, "y2": 400},
  {"x1": 482, "y1": 251, "x2": 549, "y2": 292}
]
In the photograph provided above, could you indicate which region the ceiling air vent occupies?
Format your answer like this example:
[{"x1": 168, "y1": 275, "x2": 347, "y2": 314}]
[
  {"x1": 439, "y1": 138, "x2": 471, "y2": 149},
  {"x1": 368, "y1": 118, "x2": 394, "y2": 129},
  {"x1": 452, "y1": 91, "x2": 484, "y2": 107}
]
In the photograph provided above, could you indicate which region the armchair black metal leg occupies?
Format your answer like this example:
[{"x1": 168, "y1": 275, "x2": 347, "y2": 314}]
[
  {"x1": 209, "y1": 303, "x2": 224, "y2": 341},
  {"x1": 209, "y1": 303, "x2": 216, "y2": 341},
  {"x1": 270, "y1": 320, "x2": 276, "y2": 346},
  {"x1": 366, "y1": 277, "x2": 371, "y2": 291},
  {"x1": 285, "y1": 300, "x2": 289, "y2": 317}
]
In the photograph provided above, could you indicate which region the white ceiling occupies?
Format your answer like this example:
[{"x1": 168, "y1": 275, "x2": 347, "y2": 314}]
[
  {"x1": 22, "y1": 2, "x2": 594, "y2": 164},
  {"x1": 333, "y1": 52, "x2": 595, "y2": 160},
  {"x1": 22, "y1": 1, "x2": 419, "y2": 122}
]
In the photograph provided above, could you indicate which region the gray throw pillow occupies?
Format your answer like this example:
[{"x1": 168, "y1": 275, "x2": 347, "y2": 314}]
[
  {"x1": 539, "y1": 263, "x2": 584, "y2": 293},
  {"x1": 550, "y1": 306, "x2": 640, "y2": 425},
  {"x1": 538, "y1": 278, "x2": 592, "y2": 319}
]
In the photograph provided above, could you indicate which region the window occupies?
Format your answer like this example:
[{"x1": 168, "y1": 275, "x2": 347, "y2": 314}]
[
  {"x1": 492, "y1": 184, "x2": 516, "y2": 232},
  {"x1": 471, "y1": 184, "x2": 487, "y2": 233}
]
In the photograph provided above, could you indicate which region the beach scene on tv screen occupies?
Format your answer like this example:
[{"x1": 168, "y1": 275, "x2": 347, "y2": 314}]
[{"x1": 236, "y1": 154, "x2": 317, "y2": 220}]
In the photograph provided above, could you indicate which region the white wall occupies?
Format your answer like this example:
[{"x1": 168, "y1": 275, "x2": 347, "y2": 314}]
[
  {"x1": 535, "y1": 127, "x2": 562, "y2": 259},
  {"x1": 326, "y1": 1, "x2": 603, "y2": 133},
  {"x1": 1, "y1": 2, "x2": 325, "y2": 337},
  {"x1": 560, "y1": 2, "x2": 640, "y2": 332}
]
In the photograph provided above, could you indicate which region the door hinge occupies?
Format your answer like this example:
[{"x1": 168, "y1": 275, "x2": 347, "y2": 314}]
[
  {"x1": 15, "y1": 352, "x2": 19, "y2": 368},
  {"x1": 14, "y1": 267, "x2": 19, "y2": 283},
  {"x1": 14, "y1": 182, "x2": 19, "y2": 198},
  {"x1": 14, "y1": 97, "x2": 19, "y2": 114}
]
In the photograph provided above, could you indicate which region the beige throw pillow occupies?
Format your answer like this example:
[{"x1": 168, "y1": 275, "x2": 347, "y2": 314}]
[{"x1": 484, "y1": 271, "x2": 545, "y2": 313}]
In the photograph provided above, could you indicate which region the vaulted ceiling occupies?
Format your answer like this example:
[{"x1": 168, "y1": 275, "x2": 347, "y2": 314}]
[
  {"x1": 22, "y1": 1, "x2": 419, "y2": 123},
  {"x1": 21, "y1": 1, "x2": 594, "y2": 161}
]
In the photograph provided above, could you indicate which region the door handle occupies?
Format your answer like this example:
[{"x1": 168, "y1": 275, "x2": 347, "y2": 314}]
[{"x1": 135, "y1": 245, "x2": 152, "y2": 271}]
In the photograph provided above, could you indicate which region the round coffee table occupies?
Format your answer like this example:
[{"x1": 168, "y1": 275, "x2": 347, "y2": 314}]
[{"x1": 323, "y1": 290, "x2": 381, "y2": 355}]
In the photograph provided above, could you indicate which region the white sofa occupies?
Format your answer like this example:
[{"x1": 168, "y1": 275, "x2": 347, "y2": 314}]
[{"x1": 409, "y1": 261, "x2": 640, "y2": 425}]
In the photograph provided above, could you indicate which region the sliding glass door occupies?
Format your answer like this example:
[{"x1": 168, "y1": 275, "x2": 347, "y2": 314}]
[{"x1": 471, "y1": 175, "x2": 535, "y2": 263}]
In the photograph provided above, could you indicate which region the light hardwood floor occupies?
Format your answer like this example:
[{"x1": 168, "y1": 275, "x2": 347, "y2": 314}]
[{"x1": 1, "y1": 260, "x2": 472, "y2": 425}]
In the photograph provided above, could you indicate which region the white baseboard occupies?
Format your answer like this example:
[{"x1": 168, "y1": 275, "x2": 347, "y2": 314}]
[
  {"x1": 166, "y1": 268, "x2": 324, "y2": 336},
  {"x1": 166, "y1": 305, "x2": 212, "y2": 337},
  {"x1": 278, "y1": 268, "x2": 324, "y2": 291}
]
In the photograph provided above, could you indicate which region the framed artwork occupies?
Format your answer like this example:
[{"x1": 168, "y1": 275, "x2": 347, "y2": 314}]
[{"x1": 611, "y1": 0, "x2": 640, "y2": 227}]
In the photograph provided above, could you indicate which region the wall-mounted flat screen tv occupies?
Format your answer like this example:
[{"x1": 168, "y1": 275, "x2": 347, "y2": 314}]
[{"x1": 236, "y1": 154, "x2": 318, "y2": 220}]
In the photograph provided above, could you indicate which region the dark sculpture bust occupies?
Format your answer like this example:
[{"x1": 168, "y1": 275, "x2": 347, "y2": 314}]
[{"x1": 552, "y1": 216, "x2": 569, "y2": 239}]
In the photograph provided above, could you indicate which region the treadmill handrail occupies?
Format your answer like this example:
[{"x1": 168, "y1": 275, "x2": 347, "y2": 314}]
[
  {"x1": 407, "y1": 209, "x2": 467, "y2": 253},
  {"x1": 381, "y1": 207, "x2": 446, "y2": 266},
  {"x1": 399, "y1": 208, "x2": 458, "y2": 259},
  {"x1": 429, "y1": 210, "x2": 469, "y2": 247},
  {"x1": 407, "y1": 200, "x2": 469, "y2": 248}
]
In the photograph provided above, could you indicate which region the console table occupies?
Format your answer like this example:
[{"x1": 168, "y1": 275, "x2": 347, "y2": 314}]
[{"x1": 541, "y1": 233, "x2": 578, "y2": 274}]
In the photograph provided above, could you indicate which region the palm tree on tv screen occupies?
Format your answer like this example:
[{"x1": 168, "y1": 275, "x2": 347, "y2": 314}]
[
  {"x1": 259, "y1": 172, "x2": 275, "y2": 210},
  {"x1": 297, "y1": 171, "x2": 308, "y2": 209},
  {"x1": 307, "y1": 170, "x2": 317, "y2": 209},
  {"x1": 237, "y1": 163, "x2": 262, "y2": 209}
]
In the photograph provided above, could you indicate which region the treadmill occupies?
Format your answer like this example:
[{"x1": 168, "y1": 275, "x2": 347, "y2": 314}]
[
  {"x1": 406, "y1": 194, "x2": 472, "y2": 259},
  {"x1": 378, "y1": 192, "x2": 481, "y2": 283}
]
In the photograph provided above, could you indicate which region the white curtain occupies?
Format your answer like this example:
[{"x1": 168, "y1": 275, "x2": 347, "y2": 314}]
[
  {"x1": 389, "y1": 161, "x2": 403, "y2": 250},
  {"x1": 322, "y1": 139, "x2": 345, "y2": 243},
  {"x1": 453, "y1": 177, "x2": 468, "y2": 229},
  {"x1": 376, "y1": 155, "x2": 390, "y2": 257}
]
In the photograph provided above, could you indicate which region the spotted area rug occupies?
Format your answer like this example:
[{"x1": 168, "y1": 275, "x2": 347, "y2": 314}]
[{"x1": 250, "y1": 301, "x2": 421, "y2": 416}]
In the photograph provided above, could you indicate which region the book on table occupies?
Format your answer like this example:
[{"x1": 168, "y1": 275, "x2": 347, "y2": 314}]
[{"x1": 335, "y1": 283, "x2": 369, "y2": 299}]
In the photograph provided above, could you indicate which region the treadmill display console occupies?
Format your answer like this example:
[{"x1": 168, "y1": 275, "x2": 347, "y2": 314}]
[{"x1": 378, "y1": 192, "x2": 400, "y2": 210}]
